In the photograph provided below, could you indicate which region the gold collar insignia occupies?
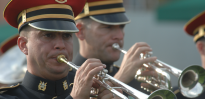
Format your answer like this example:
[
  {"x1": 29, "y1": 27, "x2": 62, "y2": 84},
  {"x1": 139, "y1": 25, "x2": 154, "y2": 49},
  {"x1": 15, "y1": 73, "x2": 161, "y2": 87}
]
[
  {"x1": 38, "y1": 81, "x2": 47, "y2": 91},
  {"x1": 63, "y1": 80, "x2": 68, "y2": 90}
]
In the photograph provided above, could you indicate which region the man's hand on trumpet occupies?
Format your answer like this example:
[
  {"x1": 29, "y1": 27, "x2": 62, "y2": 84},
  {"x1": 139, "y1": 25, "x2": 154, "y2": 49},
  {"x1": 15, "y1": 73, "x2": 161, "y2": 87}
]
[
  {"x1": 70, "y1": 59, "x2": 106, "y2": 99},
  {"x1": 136, "y1": 67, "x2": 160, "y2": 92},
  {"x1": 114, "y1": 42, "x2": 157, "y2": 84},
  {"x1": 136, "y1": 64, "x2": 171, "y2": 93}
]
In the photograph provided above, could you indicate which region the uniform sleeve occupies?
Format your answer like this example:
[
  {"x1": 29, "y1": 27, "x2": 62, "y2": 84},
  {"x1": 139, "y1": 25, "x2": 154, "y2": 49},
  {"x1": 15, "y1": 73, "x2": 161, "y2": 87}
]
[
  {"x1": 0, "y1": 94, "x2": 19, "y2": 99},
  {"x1": 173, "y1": 87, "x2": 189, "y2": 99},
  {"x1": 65, "y1": 95, "x2": 73, "y2": 99}
]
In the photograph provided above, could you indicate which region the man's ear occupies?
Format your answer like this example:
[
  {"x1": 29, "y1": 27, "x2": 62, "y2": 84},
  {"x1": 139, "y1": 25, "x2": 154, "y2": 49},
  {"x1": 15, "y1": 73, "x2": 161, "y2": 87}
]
[
  {"x1": 75, "y1": 22, "x2": 85, "y2": 40},
  {"x1": 17, "y1": 36, "x2": 28, "y2": 55},
  {"x1": 196, "y1": 41, "x2": 205, "y2": 55}
]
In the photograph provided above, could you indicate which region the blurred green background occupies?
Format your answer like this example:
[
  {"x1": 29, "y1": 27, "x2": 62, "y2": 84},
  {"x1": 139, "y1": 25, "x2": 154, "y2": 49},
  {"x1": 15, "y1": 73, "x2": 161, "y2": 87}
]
[
  {"x1": 0, "y1": 0, "x2": 18, "y2": 45},
  {"x1": 157, "y1": 0, "x2": 205, "y2": 21},
  {"x1": 0, "y1": 24, "x2": 18, "y2": 44}
]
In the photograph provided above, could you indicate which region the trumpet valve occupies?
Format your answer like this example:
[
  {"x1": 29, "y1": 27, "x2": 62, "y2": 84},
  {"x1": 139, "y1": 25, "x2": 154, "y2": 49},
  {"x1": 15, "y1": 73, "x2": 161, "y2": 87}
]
[{"x1": 98, "y1": 69, "x2": 108, "y2": 80}]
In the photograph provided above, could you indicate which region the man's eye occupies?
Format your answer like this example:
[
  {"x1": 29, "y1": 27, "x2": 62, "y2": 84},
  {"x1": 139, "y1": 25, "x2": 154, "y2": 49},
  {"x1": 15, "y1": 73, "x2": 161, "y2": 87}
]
[
  {"x1": 63, "y1": 34, "x2": 72, "y2": 38},
  {"x1": 44, "y1": 33, "x2": 53, "y2": 37},
  {"x1": 120, "y1": 25, "x2": 125, "y2": 29},
  {"x1": 105, "y1": 26, "x2": 112, "y2": 29}
]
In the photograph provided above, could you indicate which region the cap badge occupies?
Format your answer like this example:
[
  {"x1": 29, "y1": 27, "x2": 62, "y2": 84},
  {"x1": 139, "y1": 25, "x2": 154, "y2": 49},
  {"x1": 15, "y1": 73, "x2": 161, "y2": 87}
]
[
  {"x1": 55, "y1": 0, "x2": 67, "y2": 3},
  {"x1": 63, "y1": 80, "x2": 68, "y2": 90},
  {"x1": 22, "y1": 10, "x2": 27, "y2": 23},
  {"x1": 38, "y1": 81, "x2": 47, "y2": 91},
  {"x1": 84, "y1": 3, "x2": 89, "y2": 15}
]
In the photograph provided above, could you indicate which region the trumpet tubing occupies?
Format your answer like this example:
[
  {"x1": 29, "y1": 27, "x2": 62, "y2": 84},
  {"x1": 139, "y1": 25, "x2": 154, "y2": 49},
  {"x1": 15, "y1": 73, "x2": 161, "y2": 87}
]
[
  {"x1": 112, "y1": 43, "x2": 205, "y2": 98},
  {"x1": 57, "y1": 55, "x2": 177, "y2": 99}
]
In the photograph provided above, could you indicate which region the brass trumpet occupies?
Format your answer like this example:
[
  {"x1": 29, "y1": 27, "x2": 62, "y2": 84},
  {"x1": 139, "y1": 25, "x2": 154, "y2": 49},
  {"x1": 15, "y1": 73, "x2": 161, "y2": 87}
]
[
  {"x1": 112, "y1": 43, "x2": 205, "y2": 98},
  {"x1": 57, "y1": 55, "x2": 177, "y2": 99}
]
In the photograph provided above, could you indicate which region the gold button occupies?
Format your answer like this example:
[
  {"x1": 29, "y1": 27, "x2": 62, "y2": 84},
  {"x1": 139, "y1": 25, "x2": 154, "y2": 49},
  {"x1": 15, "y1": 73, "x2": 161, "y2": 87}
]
[{"x1": 52, "y1": 96, "x2": 57, "y2": 99}]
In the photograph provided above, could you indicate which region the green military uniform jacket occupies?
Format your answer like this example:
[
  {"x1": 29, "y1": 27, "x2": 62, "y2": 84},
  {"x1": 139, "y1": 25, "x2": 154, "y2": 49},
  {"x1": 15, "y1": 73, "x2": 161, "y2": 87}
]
[{"x1": 0, "y1": 71, "x2": 74, "y2": 99}]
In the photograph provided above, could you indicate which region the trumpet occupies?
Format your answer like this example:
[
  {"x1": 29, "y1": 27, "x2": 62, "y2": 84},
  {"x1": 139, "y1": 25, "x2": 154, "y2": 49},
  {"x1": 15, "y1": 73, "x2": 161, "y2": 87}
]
[
  {"x1": 57, "y1": 55, "x2": 177, "y2": 99},
  {"x1": 112, "y1": 43, "x2": 205, "y2": 98}
]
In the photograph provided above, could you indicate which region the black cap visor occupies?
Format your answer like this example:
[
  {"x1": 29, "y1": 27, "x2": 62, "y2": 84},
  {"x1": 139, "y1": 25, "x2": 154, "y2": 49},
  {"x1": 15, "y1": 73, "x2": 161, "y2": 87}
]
[
  {"x1": 28, "y1": 20, "x2": 79, "y2": 33},
  {"x1": 90, "y1": 12, "x2": 130, "y2": 25}
]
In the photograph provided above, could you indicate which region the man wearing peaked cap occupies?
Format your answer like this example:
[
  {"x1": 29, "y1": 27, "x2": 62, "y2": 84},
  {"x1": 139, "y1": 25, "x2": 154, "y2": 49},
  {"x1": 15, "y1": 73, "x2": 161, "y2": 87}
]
[
  {"x1": 173, "y1": 11, "x2": 205, "y2": 99},
  {"x1": 73, "y1": 0, "x2": 157, "y2": 96},
  {"x1": 0, "y1": 0, "x2": 117, "y2": 99}
]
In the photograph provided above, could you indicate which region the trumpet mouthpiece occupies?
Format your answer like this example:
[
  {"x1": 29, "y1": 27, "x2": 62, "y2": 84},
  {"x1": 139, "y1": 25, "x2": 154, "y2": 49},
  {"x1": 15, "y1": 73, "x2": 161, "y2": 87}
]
[
  {"x1": 112, "y1": 43, "x2": 120, "y2": 49},
  {"x1": 57, "y1": 55, "x2": 66, "y2": 63}
]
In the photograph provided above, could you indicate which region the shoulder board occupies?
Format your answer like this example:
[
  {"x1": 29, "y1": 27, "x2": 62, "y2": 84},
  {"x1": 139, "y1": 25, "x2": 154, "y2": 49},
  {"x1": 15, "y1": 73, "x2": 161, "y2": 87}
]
[
  {"x1": 173, "y1": 89, "x2": 180, "y2": 94},
  {"x1": 69, "y1": 67, "x2": 73, "y2": 71},
  {"x1": 69, "y1": 83, "x2": 73, "y2": 87},
  {"x1": 113, "y1": 64, "x2": 120, "y2": 68},
  {"x1": 0, "y1": 83, "x2": 20, "y2": 94}
]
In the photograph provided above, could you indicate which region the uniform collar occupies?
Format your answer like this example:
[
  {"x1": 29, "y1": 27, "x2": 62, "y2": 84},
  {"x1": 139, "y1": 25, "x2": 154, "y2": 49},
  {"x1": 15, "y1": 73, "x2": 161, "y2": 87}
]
[
  {"x1": 73, "y1": 53, "x2": 114, "y2": 73},
  {"x1": 72, "y1": 53, "x2": 87, "y2": 66},
  {"x1": 21, "y1": 71, "x2": 70, "y2": 96}
]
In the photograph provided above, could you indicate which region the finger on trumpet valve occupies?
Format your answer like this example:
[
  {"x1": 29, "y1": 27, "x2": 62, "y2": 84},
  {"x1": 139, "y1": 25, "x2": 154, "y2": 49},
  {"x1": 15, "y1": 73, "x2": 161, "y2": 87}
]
[
  {"x1": 98, "y1": 69, "x2": 108, "y2": 80},
  {"x1": 136, "y1": 75, "x2": 147, "y2": 82},
  {"x1": 143, "y1": 88, "x2": 146, "y2": 90},
  {"x1": 90, "y1": 87, "x2": 98, "y2": 99},
  {"x1": 102, "y1": 69, "x2": 108, "y2": 78},
  {"x1": 141, "y1": 66, "x2": 147, "y2": 71},
  {"x1": 146, "y1": 52, "x2": 153, "y2": 57},
  {"x1": 103, "y1": 69, "x2": 108, "y2": 74},
  {"x1": 89, "y1": 94, "x2": 98, "y2": 99},
  {"x1": 147, "y1": 52, "x2": 153, "y2": 55},
  {"x1": 140, "y1": 53, "x2": 144, "y2": 59}
]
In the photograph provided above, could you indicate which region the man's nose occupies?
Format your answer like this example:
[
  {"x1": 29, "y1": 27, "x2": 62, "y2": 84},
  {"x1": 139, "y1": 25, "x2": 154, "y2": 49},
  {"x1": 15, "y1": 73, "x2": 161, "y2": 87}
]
[
  {"x1": 54, "y1": 37, "x2": 66, "y2": 50},
  {"x1": 112, "y1": 28, "x2": 124, "y2": 40}
]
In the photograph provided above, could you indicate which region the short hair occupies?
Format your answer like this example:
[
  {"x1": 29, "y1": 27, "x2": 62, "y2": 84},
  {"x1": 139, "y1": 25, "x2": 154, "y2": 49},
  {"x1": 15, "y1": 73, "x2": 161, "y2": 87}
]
[
  {"x1": 19, "y1": 25, "x2": 32, "y2": 38},
  {"x1": 75, "y1": 17, "x2": 92, "y2": 25},
  {"x1": 197, "y1": 38, "x2": 205, "y2": 43}
]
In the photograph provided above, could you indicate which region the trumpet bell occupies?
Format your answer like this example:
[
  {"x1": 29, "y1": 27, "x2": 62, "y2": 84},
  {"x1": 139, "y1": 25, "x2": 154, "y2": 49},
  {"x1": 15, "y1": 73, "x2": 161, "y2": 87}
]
[
  {"x1": 179, "y1": 65, "x2": 205, "y2": 98},
  {"x1": 149, "y1": 89, "x2": 177, "y2": 99},
  {"x1": 112, "y1": 43, "x2": 205, "y2": 98}
]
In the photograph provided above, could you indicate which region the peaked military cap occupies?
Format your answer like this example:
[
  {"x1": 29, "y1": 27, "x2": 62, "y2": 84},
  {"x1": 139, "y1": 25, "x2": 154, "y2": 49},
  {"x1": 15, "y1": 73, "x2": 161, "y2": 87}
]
[
  {"x1": 0, "y1": 35, "x2": 19, "y2": 54},
  {"x1": 75, "y1": 0, "x2": 130, "y2": 25},
  {"x1": 4, "y1": 0, "x2": 86, "y2": 32},
  {"x1": 184, "y1": 11, "x2": 205, "y2": 42}
]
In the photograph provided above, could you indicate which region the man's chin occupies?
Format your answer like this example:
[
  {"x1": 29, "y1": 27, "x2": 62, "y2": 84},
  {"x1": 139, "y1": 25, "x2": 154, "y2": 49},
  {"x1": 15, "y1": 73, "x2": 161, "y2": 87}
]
[
  {"x1": 106, "y1": 56, "x2": 120, "y2": 63},
  {"x1": 111, "y1": 53, "x2": 121, "y2": 60},
  {"x1": 48, "y1": 65, "x2": 69, "y2": 74},
  {"x1": 50, "y1": 69, "x2": 68, "y2": 75}
]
